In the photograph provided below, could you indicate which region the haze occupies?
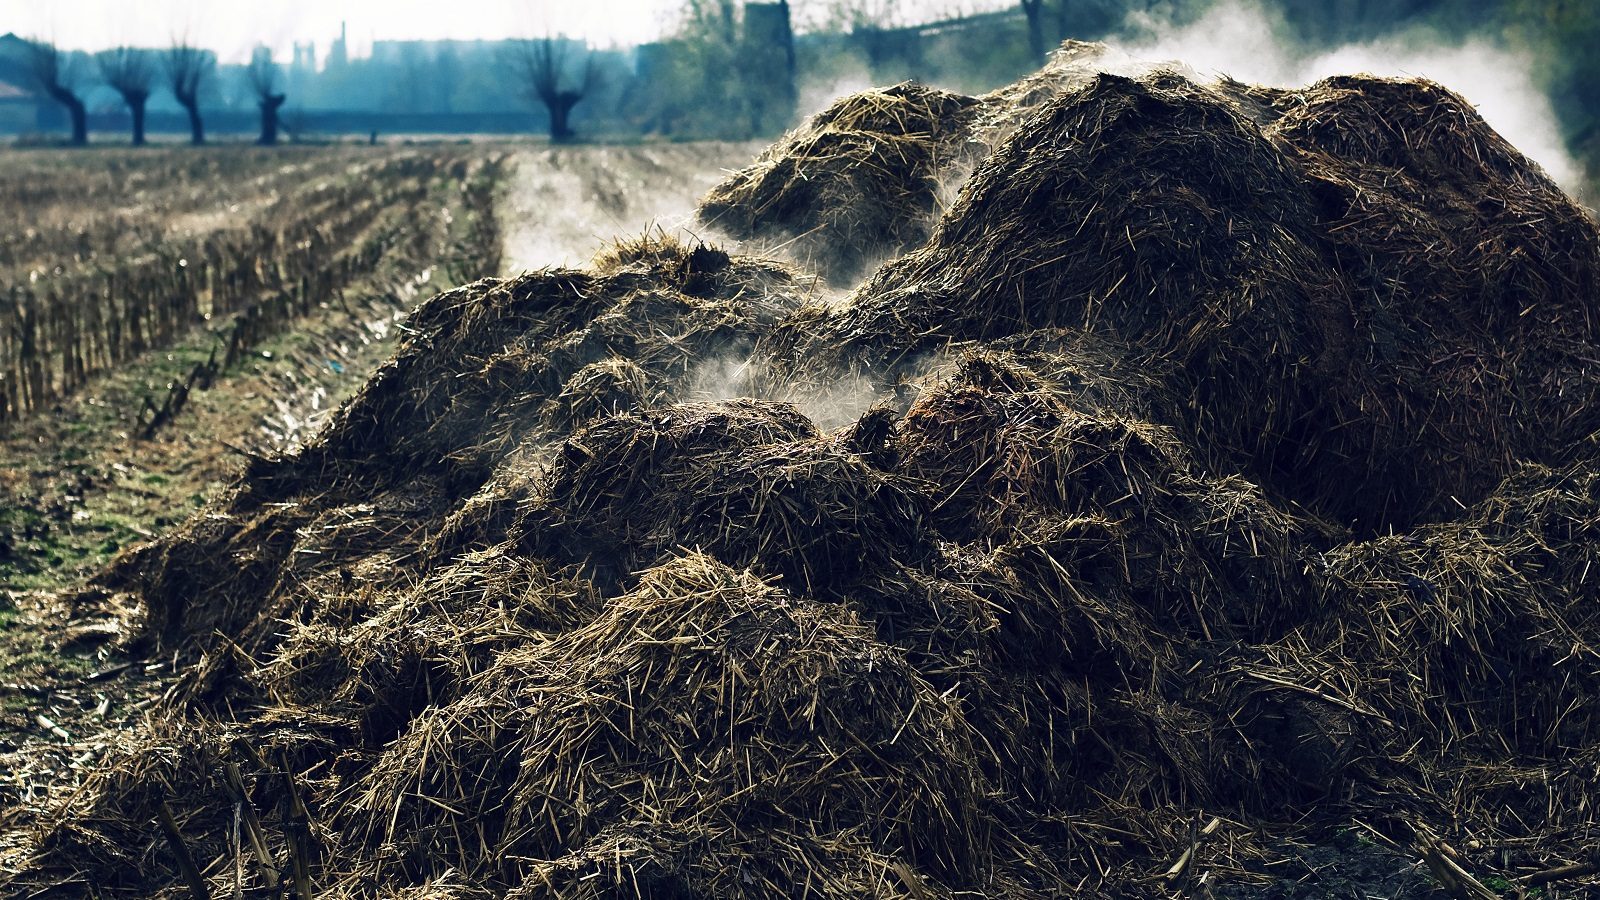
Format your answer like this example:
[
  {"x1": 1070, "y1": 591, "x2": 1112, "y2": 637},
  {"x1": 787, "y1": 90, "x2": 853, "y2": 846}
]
[{"x1": 2, "y1": 0, "x2": 1006, "y2": 62}]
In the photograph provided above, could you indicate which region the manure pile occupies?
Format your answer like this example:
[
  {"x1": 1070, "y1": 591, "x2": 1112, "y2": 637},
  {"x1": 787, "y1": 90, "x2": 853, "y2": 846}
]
[
  {"x1": 698, "y1": 82, "x2": 981, "y2": 286},
  {"x1": 6, "y1": 45, "x2": 1600, "y2": 899}
]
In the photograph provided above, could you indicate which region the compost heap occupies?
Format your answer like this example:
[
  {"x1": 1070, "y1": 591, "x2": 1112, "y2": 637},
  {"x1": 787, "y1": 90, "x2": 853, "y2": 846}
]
[
  {"x1": 698, "y1": 81, "x2": 981, "y2": 286},
  {"x1": 8, "y1": 48, "x2": 1600, "y2": 899}
]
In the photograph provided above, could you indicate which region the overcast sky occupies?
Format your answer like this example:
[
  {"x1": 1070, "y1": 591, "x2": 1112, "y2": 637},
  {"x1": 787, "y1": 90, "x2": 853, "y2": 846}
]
[{"x1": 2, "y1": 0, "x2": 1006, "y2": 63}]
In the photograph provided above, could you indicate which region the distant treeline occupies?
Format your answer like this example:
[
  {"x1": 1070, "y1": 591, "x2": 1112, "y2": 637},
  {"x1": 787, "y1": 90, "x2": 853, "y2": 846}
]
[{"x1": 1, "y1": 0, "x2": 1596, "y2": 162}]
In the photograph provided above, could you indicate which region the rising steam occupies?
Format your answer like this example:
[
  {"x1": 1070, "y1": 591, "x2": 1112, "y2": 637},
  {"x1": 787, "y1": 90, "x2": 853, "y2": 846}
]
[{"x1": 1114, "y1": 0, "x2": 1585, "y2": 192}]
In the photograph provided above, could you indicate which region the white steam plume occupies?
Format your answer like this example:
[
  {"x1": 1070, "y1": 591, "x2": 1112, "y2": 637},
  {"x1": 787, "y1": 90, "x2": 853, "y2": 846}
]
[
  {"x1": 684, "y1": 351, "x2": 894, "y2": 432},
  {"x1": 797, "y1": 51, "x2": 877, "y2": 121},
  {"x1": 1113, "y1": 0, "x2": 1585, "y2": 192}
]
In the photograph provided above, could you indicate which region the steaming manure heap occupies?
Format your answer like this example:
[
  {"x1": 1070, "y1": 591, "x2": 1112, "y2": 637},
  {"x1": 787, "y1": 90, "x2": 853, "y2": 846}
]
[
  {"x1": 5, "y1": 44, "x2": 1600, "y2": 898},
  {"x1": 699, "y1": 82, "x2": 981, "y2": 286}
]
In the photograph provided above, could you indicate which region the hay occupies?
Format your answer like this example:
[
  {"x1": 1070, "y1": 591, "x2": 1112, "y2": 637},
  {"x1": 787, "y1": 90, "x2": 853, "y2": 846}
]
[
  {"x1": 698, "y1": 82, "x2": 980, "y2": 286},
  {"x1": 521, "y1": 398, "x2": 929, "y2": 596},
  {"x1": 8, "y1": 57, "x2": 1600, "y2": 899},
  {"x1": 766, "y1": 68, "x2": 1600, "y2": 530},
  {"x1": 1259, "y1": 75, "x2": 1600, "y2": 527},
  {"x1": 85, "y1": 235, "x2": 808, "y2": 657},
  {"x1": 344, "y1": 555, "x2": 988, "y2": 895}
]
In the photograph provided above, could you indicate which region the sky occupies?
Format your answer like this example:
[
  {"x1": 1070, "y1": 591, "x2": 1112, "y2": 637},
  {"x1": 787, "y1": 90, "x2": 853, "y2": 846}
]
[{"x1": 1, "y1": 0, "x2": 1003, "y2": 63}]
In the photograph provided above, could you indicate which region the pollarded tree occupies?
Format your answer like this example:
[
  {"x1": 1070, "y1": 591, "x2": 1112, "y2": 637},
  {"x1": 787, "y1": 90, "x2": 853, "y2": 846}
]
[
  {"x1": 247, "y1": 53, "x2": 287, "y2": 146},
  {"x1": 166, "y1": 41, "x2": 215, "y2": 146},
  {"x1": 98, "y1": 47, "x2": 156, "y2": 146},
  {"x1": 512, "y1": 36, "x2": 596, "y2": 142},
  {"x1": 26, "y1": 39, "x2": 87, "y2": 146}
]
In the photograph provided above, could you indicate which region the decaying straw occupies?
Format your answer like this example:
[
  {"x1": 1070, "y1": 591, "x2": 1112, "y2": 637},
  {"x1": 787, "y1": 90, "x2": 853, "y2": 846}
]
[{"x1": 6, "y1": 41, "x2": 1600, "y2": 899}]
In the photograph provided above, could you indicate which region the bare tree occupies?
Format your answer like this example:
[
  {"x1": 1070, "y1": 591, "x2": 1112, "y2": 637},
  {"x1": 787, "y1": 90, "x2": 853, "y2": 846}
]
[
  {"x1": 97, "y1": 47, "x2": 157, "y2": 146},
  {"x1": 512, "y1": 37, "x2": 596, "y2": 143},
  {"x1": 165, "y1": 41, "x2": 214, "y2": 146},
  {"x1": 25, "y1": 39, "x2": 87, "y2": 146},
  {"x1": 247, "y1": 53, "x2": 286, "y2": 146}
]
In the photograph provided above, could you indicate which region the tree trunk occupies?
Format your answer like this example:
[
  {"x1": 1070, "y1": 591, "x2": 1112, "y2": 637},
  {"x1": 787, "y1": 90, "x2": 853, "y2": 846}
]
[
  {"x1": 69, "y1": 99, "x2": 87, "y2": 146},
  {"x1": 258, "y1": 94, "x2": 285, "y2": 146},
  {"x1": 47, "y1": 87, "x2": 88, "y2": 146},
  {"x1": 548, "y1": 95, "x2": 578, "y2": 142},
  {"x1": 130, "y1": 97, "x2": 147, "y2": 146},
  {"x1": 179, "y1": 96, "x2": 204, "y2": 145},
  {"x1": 1021, "y1": 0, "x2": 1046, "y2": 65}
]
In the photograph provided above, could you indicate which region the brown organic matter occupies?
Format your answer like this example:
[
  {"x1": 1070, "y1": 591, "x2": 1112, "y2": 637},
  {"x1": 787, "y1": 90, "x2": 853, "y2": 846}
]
[{"x1": 6, "y1": 44, "x2": 1600, "y2": 900}]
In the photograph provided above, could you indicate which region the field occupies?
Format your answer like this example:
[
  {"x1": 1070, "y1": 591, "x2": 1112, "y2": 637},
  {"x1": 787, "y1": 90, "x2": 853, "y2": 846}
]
[
  {"x1": 0, "y1": 145, "x2": 496, "y2": 589},
  {"x1": 3, "y1": 47, "x2": 1600, "y2": 900},
  {"x1": 0, "y1": 141, "x2": 747, "y2": 778},
  {"x1": 0, "y1": 142, "x2": 754, "y2": 589},
  {"x1": 0, "y1": 145, "x2": 498, "y2": 803}
]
